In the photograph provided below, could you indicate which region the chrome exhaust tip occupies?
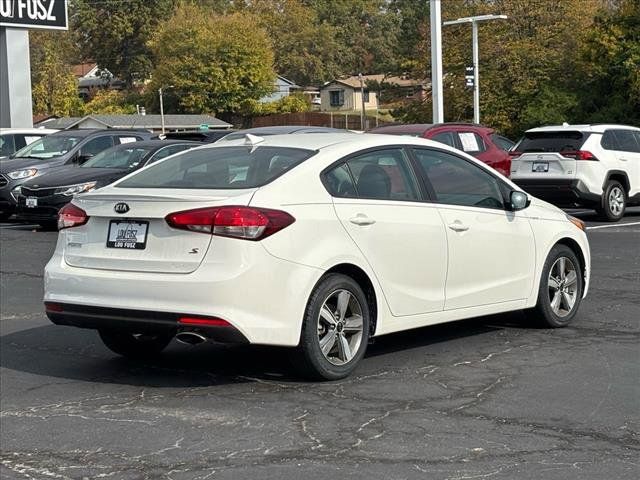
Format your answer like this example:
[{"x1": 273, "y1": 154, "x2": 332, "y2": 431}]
[{"x1": 175, "y1": 331, "x2": 207, "y2": 346}]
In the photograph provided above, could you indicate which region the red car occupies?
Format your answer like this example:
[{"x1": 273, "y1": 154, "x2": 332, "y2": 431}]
[{"x1": 370, "y1": 123, "x2": 515, "y2": 177}]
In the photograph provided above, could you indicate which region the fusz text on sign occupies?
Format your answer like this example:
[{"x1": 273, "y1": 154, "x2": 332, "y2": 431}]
[{"x1": 0, "y1": 0, "x2": 68, "y2": 30}]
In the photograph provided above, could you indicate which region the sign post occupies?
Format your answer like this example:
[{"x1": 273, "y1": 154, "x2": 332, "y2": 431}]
[{"x1": 0, "y1": 0, "x2": 69, "y2": 128}]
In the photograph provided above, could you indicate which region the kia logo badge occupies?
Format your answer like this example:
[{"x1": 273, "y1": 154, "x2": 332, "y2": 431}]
[{"x1": 114, "y1": 202, "x2": 130, "y2": 214}]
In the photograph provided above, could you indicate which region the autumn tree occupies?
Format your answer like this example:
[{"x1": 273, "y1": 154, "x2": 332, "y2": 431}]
[
  {"x1": 30, "y1": 31, "x2": 84, "y2": 117},
  {"x1": 147, "y1": 3, "x2": 276, "y2": 115},
  {"x1": 72, "y1": 0, "x2": 176, "y2": 87}
]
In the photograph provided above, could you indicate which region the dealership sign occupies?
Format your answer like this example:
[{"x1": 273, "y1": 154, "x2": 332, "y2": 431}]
[{"x1": 0, "y1": 0, "x2": 68, "y2": 30}]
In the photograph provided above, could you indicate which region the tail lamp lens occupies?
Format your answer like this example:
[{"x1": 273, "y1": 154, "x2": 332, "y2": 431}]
[
  {"x1": 165, "y1": 206, "x2": 295, "y2": 240},
  {"x1": 563, "y1": 150, "x2": 599, "y2": 160},
  {"x1": 58, "y1": 203, "x2": 89, "y2": 230}
]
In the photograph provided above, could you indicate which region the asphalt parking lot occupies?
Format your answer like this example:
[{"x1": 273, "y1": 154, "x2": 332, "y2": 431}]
[{"x1": 1, "y1": 210, "x2": 639, "y2": 480}]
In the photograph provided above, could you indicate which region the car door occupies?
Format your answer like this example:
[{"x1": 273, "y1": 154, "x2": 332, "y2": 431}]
[
  {"x1": 411, "y1": 147, "x2": 535, "y2": 310},
  {"x1": 612, "y1": 130, "x2": 640, "y2": 197},
  {"x1": 328, "y1": 147, "x2": 448, "y2": 316}
]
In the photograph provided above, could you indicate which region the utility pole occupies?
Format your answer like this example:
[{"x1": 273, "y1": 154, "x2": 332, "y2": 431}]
[
  {"x1": 430, "y1": 0, "x2": 444, "y2": 123},
  {"x1": 158, "y1": 88, "x2": 165, "y2": 134},
  {"x1": 443, "y1": 14, "x2": 507, "y2": 124},
  {"x1": 358, "y1": 73, "x2": 366, "y2": 130}
]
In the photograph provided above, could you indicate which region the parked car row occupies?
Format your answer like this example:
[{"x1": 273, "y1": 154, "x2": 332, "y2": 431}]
[{"x1": 1, "y1": 122, "x2": 638, "y2": 225}]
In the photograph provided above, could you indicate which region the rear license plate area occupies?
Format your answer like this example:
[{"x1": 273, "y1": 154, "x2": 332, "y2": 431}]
[
  {"x1": 532, "y1": 162, "x2": 549, "y2": 173},
  {"x1": 107, "y1": 220, "x2": 149, "y2": 250}
]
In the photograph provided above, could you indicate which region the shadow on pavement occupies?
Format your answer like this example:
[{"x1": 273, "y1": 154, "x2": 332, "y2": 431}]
[{"x1": 0, "y1": 311, "x2": 529, "y2": 387}]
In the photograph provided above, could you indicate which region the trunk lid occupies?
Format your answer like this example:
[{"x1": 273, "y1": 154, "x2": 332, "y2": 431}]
[
  {"x1": 63, "y1": 188, "x2": 256, "y2": 273},
  {"x1": 511, "y1": 152, "x2": 577, "y2": 179}
]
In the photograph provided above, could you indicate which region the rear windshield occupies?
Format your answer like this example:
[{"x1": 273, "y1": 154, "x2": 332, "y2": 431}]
[
  {"x1": 117, "y1": 146, "x2": 315, "y2": 189},
  {"x1": 515, "y1": 131, "x2": 588, "y2": 153}
]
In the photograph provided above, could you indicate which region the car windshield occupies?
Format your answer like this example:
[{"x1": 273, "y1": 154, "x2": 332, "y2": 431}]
[
  {"x1": 117, "y1": 146, "x2": 315, "y2": 189},
  {"x1": 515, "y1": 131, "x2": 587, "y2": 153},
  {"x1": 12, "y1": 135, "x2": 82, "y2": 160},
  {"x1": 82, "y1": 146, "x2": 154, "y2": 169}
]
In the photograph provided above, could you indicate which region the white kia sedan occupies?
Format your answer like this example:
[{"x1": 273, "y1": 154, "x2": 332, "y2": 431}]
[{"x1": 44, "y1": 134, "x2": 590, "y2": 380}]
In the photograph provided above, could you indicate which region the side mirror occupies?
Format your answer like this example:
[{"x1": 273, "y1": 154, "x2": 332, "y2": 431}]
[{"x1": 510, "y1": 190, "x2": 529, "y2": 211}]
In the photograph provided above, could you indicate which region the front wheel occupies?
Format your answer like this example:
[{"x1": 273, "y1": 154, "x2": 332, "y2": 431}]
[
  {"x1": 526, "y1": 245, "x2": 583, "y2": 328},
  {"x1": 292, "y1": 274, "x2": 370, "y2": 380},
  {"x1": 99, "y1": 330, "x2": 173, "y2": 359}
]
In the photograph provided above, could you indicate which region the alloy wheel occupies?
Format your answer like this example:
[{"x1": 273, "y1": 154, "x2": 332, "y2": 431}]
[
  {"x1": 547, "y1": 257, "x2": 578, "y2": 317},
  {"x1": 317, "y1": 289, "x2": 364, "y2": 366},
  {"x1": 608, "y1": 186, "x2": 624, "y2": 216}
]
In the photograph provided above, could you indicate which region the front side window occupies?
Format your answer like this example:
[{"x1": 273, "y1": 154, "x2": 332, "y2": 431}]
[
  {"x1": 329, "y1": 90, "x2": 345, "y2": 106},
  {"x1": 118, "y1": 146, "x2": 315, "y2": 189},
  {"x1": 344, "y1": 149, "x2": 419, "y2": 201},
  {"x1": 430, "y1": 131, "x2": 457, "y2": 148},
  {"x1": 13, "y1": 135, "x2": 82, "y2": 160},
  {"x1": 413, "y1": 148, "x2": 505, "y2": 210}
]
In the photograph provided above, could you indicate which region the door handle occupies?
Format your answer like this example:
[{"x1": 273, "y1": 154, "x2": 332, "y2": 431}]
[
  {"x1": 349, "y1": 214, "x2": 376, "y2": 226},
  {"x1": 448, "y1": 222, "x2": 469, "y2": 232},
  {"x1": 620, "y1": 158, "x2": 629, "y2": 162}
]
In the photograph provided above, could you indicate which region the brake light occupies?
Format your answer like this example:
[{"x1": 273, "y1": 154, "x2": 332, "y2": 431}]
[
  {"x1": 44, "y1": 302, "x2": 64, "y2": 312},
  {"x1": 165, "y1": 206, "x2": 295, "y2": 240},
  {"x1": 58, "y1": 203, "x2": 89, "y2": 230},
  {"x1": 178, "y1": 316, "x2": 231, "y2": 327},
  {"x1": 562, "y1": 150, "x2": 599, "y2": 161}
]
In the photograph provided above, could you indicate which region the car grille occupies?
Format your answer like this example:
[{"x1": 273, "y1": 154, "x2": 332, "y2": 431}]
[
  {"x1": 21, "y1": 186, "x2": 56, "y2": 198},
  {"x1": 0, "y1": 174, "x2": 8, "y2": 188}
]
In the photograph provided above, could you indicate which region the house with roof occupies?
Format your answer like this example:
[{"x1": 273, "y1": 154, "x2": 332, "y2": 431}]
[
  {"x1": 260, "y1": 75, "x2": 301, "y2": 103},
  {"x1": 35, "y1": 114, "x2": 231, "y2": 132},
  {"x1": 319, "y1": 74, "x2": 429, "y2": 112}
]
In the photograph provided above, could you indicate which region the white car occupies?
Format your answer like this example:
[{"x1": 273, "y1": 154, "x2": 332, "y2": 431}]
[
  {"x1": 44, "y1": 134, "x2": 590, "y2": 380},
  {"x1": 0, "y1": 128, "x2": 58, "y2": 159},
  {"x1": 510, "y1": 124, "x2": 640, "y2": 221}
]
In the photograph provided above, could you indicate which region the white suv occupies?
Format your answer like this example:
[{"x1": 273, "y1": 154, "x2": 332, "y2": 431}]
[{"x1": 510, "y1": 124, "x2": 640, "y2": 221}]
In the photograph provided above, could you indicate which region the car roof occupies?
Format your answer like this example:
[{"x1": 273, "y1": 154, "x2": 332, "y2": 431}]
[
  {"x1": 371, "y1": 123, "x2": 493, "y2": 135},
  {"x1": 198, "y1": 132, "x2": 447, "y2": 152},
  {"x1": 0, "y1": 128, "x2": 58, "y2": 135},
  {"x1": 235, "y1": 126, "x2": 346, "y2": 135},
  {"x1": 527, "y1": 124, "x2": 640, "y2": 133}
]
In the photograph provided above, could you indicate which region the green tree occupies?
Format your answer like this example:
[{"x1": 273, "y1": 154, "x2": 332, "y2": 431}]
[
  {"x1": 576, "y1": 0, "x2": 640, "y2": 124},
  {"x1": 242, "y1": 93, "x2": 311, "y2": 117},
  {"x1": 148, "y1": 4, "x2": 276, "y2": 115},
  {"x1": 83, "y1": 90, "x2": 138, "y2": 115},
  {"x1": 72, "y1": 0, "x2": 176, "y2": 87},
  {"x1": 30, "y1": 31, "x2": 84, "y2": 117}
]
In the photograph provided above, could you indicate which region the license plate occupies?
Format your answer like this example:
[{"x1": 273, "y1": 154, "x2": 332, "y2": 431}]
[
  {"x1": 107, "y1": 220, "x2": 149, "y2": 249},
  {"x1": 532, "y1": 162, "x2": 549, "y2": 172},
  {"x1": 26, "y1": 197, "x2": 38, "y2": 208}
]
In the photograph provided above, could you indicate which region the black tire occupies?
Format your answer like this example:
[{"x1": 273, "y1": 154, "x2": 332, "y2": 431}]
[
  {"x1": 99, "y1": 330, "x2": 173, "y2": 359},
  {"x1": 39, "y1": 221, "x2": 59, "y2": 231},
  {"x1": 0, "y1": 212, "x2": 12, "y2": 222},
  {"x1": 525, "y1": 245, "x2": 583, "y2": 328},
  {"x1": 597, "y1": 180, "x2": 626, "y2": 222},
  {"x1": 291, "y1": 273, "x2": 370, "y2": 380}
]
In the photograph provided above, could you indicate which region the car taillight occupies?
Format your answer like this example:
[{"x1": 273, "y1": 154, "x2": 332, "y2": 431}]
[
  {"x1": 562, "y1": 150, "x2": 599, "y2": 160},
  {"x1": 178, "y1": 316, "x2": 231, "y2": 327},
  {"x1": 165, "y1": 206, "x2": 295, "y2": 240},
  {"x1": 508, "y1": 151, "x2": 522, "y2": 158},
  {"x1": 58, "y1": 203, "x2": 89, "y2": 230}
]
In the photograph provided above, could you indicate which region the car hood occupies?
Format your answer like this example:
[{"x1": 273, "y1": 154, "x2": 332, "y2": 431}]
[
  {"x1": 0, "y1": 157, "x2": 63, "y2": 173},
  {"x1": 21, "y1": 167, "x2": 128, "y2": 189}
]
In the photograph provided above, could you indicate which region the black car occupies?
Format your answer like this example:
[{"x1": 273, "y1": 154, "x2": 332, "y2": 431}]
[
  {"x1": 0, "y1": 129, "x2": 151, "y2": 221},
  {"x1": 16, "y1": 140, "x2": 198, "y2": 227}
]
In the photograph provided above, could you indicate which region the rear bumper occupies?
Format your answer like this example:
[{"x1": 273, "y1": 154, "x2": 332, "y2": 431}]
[
  {"x1": 46, "y1": 303, "x2": 249, "y2": 343},
  {"x1": 513, "y1": 179, "x2": 600, "y2": 208}
]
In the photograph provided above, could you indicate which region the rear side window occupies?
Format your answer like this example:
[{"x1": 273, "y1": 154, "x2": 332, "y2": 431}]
[
  {"x1": 0, "y1": 134, "x2": 15, "y2": 156},
  {"x1": 491, "y1": 134, "x2": 515, "y2": 151},
  {"x1": 344, "y1": 149, "x2": 419, "y2": 201},
  {"x1": 515, "y1": 131, "x2": 587, "y2": 153},
  {"x1": 457, "y1": 132, "x2": 486, "y2": 153},
  {"x1": 613, "y1": 130, "x2": 640, "y2": 153},
  {"x1": 118, "y1": 146, "x2": 314, "y2": 189},
  {"x1": 601, "y1": 130, "x2": 619, "y2": 150},
  {"x1": 324, "y1": 164, "x2": 357, "y2": 197}
]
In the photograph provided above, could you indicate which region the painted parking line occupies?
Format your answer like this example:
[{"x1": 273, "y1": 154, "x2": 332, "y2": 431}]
[
  {"x1": 586, "y1": 221, "x2": 640, "y2": 230},
  {"x1": 0, "y1": 224, "x2": 39, "y2": 230}
]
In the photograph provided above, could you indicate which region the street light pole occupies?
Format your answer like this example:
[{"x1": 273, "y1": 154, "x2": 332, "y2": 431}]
[
  {"x1": 443, "y1": 14, "x2": 507, "y2": 125},
  {"x1": 430, "y1": 0, "x2": 444, "y2": 123},
  {"x1": 158, "y1": 87, "x2": 165, "y2": 134}
]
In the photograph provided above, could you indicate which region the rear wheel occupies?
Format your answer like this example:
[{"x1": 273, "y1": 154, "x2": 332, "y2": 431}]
[
  {"x1": 99, "y1": 330, "x2": 173, "y2": 359},
  {"x1": 526, "y1": 245, "x2": 583, "y2": 328},
  {"x1": 292, "y1": 274, "x2": 370, "y2": 380},
  {"x1": 597, "y1": 180, "x2": 626, "y2": 222}
]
